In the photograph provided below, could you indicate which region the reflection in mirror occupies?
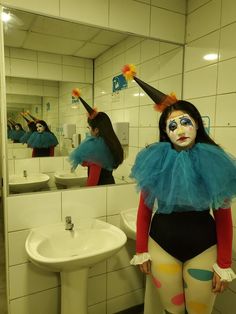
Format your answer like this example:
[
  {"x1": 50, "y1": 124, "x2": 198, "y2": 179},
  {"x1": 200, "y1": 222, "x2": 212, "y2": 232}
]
[{"x1": 3, "y1": 7, "x2": 184, "y2": 195}]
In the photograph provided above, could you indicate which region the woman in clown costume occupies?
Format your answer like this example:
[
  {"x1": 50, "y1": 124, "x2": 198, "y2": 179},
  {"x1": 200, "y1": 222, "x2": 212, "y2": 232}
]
[
  {"x1": 69, "y1": 89, "x2": 124, "y2": 186},
  {"x1": 27, "y1": 119, "x2": 58, "y2": 157},
  {"x1": 122, "y1": 65, "x2": 236, "y2": 314}
]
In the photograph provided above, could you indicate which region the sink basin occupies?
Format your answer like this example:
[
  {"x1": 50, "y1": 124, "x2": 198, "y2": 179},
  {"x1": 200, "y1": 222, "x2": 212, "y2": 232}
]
[
  {"x1": 54, "y1": 171, "x2": 87, "y2": 187},
  {"x1": 25, "y1": 219, "x2": 127, "y2": 272},
  {"x1": 120, "y1": 208, "x2": 137, "y2": 240},
  {"x1": 25, "y1": 218, "x2": 127, "y2": 314},
  {"x1": 9, "y1": 173, "x2": 50, "y2": 193}
]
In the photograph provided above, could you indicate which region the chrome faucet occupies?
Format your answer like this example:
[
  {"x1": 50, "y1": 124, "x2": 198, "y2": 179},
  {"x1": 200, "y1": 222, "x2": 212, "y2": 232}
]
[
  {"x1": 23, "y1": 170, "x2": 27, "y2": 178},
  {"x1": 65, "y1": 216, "x2": 74, "y2": 231}
]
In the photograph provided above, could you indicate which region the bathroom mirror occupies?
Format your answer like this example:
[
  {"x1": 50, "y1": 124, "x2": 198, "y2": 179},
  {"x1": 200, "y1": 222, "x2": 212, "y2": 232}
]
[{"x1": 3, "y1": 7, "x2": 184, "y2": 195}]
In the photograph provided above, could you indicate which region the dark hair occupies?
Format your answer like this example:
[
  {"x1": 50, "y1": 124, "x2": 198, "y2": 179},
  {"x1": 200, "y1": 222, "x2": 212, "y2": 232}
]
[
  {"x1": 159, "y1": 100, "x2": 219, "y2": 146},
  {"x1": 88, "y1": 112, "x2": 124, "y2": 168},
  {"x1": 28, "y1": 121, "x2": 37, "y2": 132},
  {"x1": 14, "y1": 123, "x2": 24, "y2": 131},
  {"x1": 36, "y1": 120, "x2": 51, "y2": 132}
]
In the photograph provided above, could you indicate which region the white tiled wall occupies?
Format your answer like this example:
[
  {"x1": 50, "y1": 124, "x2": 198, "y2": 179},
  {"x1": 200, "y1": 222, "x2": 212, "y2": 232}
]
[
  {"x1": 6, "y1": 183, "x2": 142, "y2": 314},
  {"x1": 185, "y1": 0, "x2": 236, "y2": 311}
]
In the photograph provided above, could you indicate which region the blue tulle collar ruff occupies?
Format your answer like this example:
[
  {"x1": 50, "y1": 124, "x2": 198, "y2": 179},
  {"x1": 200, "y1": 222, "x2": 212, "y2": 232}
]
[
  {"x1": 69, "y1": 136, "x2": 115, "y2": 171},
  {"x1": 27, "y1": 132, "x2": 58, "y2": 148},
  {"x1": 131, "y1": 142, "x2": 236, "y2": 213}
]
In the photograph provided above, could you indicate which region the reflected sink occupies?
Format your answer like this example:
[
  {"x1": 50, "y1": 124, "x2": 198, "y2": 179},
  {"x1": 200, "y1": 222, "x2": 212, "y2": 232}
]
[
  {"x1": 25, "y1": 219, "x2": 127, "y2": 272},
  {"x1": 9, "y1": 173, "x2": 50, "y2": 193},
  {"x1": 25, "y1": 218, "x2": 127, "y2": 314},
  {"x1": 54, "y1": 171, "x2": 87, "y2": 188},
  {"x1": 120, "y1": 208, "x2": 137, "y2": 240}
]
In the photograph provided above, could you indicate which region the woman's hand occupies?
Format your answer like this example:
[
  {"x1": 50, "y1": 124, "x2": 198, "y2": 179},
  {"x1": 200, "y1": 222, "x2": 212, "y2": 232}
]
[
  {"x1": 139, "y1": 260, "x2": 151, "y2": 275},
  {"x1": 212, "y1": 271, "x2": 229, "y2": 293}
]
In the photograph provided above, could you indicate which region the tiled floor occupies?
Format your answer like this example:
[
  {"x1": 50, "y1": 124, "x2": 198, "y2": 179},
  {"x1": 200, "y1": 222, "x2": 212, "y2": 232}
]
[{"x1": 0, "y1": 201, "x2": 7, "y2": 314}]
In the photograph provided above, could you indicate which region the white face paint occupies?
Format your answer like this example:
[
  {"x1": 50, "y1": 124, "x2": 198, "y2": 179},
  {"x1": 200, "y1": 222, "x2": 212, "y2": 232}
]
[
  {"x1": 15, "y1": 125, "x2": 20, "y2": 131},
  {"x1": 166, "y1": 111, "x2": 197, "y2": 150},
  {"x1": 36, "y1": 123, "x2": 45, "y2": 133}
]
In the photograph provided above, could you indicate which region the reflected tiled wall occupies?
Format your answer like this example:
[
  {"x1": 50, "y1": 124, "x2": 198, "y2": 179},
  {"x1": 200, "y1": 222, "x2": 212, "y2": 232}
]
[
  {"x1": 5, "y1": 48, "x2": 93, "y2": 148},
  {"x1": 185, "y1": 0, "x2": 236, "y2": 312}
]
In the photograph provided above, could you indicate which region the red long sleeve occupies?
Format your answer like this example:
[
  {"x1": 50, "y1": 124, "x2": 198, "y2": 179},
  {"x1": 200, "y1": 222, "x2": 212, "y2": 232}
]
[
  {"x1": 86, "y1": 163, "x2": 102, "y2": 186},
  {"x1": 213, "y1": 207, "x2": 233, "y2": 268},
  {"x1": 136, "y1": 193, "x2": 153, "y2": 253},
  {"x1": 49, "y1": 146, "x2": 55, "y2": 156}
]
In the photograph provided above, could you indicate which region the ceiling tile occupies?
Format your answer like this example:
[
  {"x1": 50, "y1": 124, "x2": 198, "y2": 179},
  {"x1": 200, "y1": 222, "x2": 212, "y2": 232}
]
[
  {"x1": 92, "y1": 30, "x2": 128, "y2": 45},
  {"x1": 74, "y1": 43, "x2": 110, "y2": 59},
  {"x1": 23, "y1": 33, "x2": 85, "y2": 55}
]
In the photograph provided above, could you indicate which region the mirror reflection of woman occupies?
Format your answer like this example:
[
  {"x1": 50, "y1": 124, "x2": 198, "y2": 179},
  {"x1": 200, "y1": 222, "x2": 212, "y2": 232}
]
[
  {"x1": 69, "y1": 89, "x2": 124, "y2": 186},
  {"x1": 27, "y1": 119, "x2": 58, "y2": 157},
  {"x1": 19, "y1": 112, "x2": 37, "y2": 144},
  {"x1": 7, "y1": 123, "x2": 14, "y2": 140},
  {"x1": 11, "y1": 123, "x2": 25, "y2": 143},
  {"x1": 122, "y1": 64, "x2": 236, "y2": 314}
]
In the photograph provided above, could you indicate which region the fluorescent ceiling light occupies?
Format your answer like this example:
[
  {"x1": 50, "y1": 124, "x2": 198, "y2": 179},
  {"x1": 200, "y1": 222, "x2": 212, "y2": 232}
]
[
  {"x1": 1, "y1": 12, "x2": 11, "y2": 22},
  {"x1": 203, "y1": 53, "x2": 218, "y2": 61}
]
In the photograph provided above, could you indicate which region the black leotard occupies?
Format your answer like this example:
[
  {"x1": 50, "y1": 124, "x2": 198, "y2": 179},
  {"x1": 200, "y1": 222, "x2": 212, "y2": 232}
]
[{"x1": 149, "y1": 209, "x2": 217, "y2": 262}]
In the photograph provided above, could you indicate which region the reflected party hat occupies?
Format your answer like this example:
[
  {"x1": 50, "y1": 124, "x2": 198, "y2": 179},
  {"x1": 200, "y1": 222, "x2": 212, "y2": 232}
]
[
  {"x1": 122, "y1": 64, "x2": 177, "y2": 112},
  {"x1": 8, "y1": 118, "x2": 16, "y2": 126},
  {"x1": 20, "y1": 112, "x2": 31, "y2": 124},
  {"x1": 25, "y1": 111, "x2": 39, "y2": 122},
  {"x1": 72, "y1": 88, "x2": 98, "y2": 119}
]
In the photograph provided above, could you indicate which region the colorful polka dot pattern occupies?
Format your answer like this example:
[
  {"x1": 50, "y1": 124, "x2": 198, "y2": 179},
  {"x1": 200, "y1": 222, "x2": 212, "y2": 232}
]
[
  {"x1": 187, "y1": 300, "x2": 208, "y2": 313},
  {"x1": 151, "y1": 266, "x2": 211, "y2": 313},
  {"x1": 171, "y1": 293, "x2": 185, "y2": 306},
  {"x1": 156, "y1": 263, "x2": 181, "y2": 274},
  {"x1": 151, "y1": 275, "x2": 161, "y2": 288},
  {"x1": 188, "y1": 268, "x2": 213, "y2": 281}
]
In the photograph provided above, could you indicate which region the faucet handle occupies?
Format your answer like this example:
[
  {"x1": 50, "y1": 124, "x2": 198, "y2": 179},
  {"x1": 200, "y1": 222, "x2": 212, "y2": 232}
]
[
  {"x1": 65, "y1": 216, "x2": 74, "y2": 230},
  {"x1": 65, "y1": 216, "x2": 72, "y2": 223}
]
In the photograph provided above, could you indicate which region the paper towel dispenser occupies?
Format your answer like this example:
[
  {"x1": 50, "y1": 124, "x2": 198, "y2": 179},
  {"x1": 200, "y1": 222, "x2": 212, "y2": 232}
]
[
  {"x1": 113, "y1": 122, "x2": 129, "y2": 146},
  {"x1": 63, "y1": 124, "x2": 76, "y2": 139}
]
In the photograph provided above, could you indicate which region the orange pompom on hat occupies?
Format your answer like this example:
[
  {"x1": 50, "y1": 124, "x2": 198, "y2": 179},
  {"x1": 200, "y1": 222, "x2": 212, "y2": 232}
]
[
  {"x1": 122, "y1": 64, "x2": 177, "y2": 112},
  {"x1": 72, "y1": 88, "x2": 98, "y2": 119}
]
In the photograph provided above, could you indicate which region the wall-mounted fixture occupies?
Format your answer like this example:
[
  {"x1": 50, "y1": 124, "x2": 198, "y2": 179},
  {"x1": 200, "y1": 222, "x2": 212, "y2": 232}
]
[
  {"x1": 63, "y1": 124, "x2": 76, "y2": 139},
  {"x1": 113, "y1": 122, "x2": 129, "y2": 146}
]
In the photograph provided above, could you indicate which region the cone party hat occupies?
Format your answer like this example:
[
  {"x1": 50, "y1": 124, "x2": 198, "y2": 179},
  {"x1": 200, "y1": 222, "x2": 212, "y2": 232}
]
[
  {"x1": 122, "y1": 64, "x2": 177, "y2": 112},
  {"x1": 72, "y1": 88, "x2": 97, "y2": 119}
]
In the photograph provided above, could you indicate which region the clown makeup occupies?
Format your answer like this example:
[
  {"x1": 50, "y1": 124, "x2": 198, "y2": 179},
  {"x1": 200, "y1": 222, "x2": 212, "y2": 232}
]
[
  {"x1": 166, "y1": 111, "x2": 197, "y2": 150},
  {"x1": 36, "y1": 123, "x2": 45, "y2": 133},
  {"x1": 15, "y1": 125, "x2": 21, "y2": 131}
]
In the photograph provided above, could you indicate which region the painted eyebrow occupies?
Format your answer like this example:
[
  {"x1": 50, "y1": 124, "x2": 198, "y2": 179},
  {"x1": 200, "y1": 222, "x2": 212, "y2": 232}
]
[{"x1": 168, "y1": 115, "x2": 191, "y2": 123}]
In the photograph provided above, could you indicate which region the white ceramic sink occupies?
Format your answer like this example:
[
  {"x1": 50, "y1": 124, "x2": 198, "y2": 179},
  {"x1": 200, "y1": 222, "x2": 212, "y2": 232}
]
[
  {"x1": 54, "y1": 171, "x2": 87, "y2": 187},
  {"x1": 9, "y1": 173, "x2": 50, "y2": 193},
  {"x1": 120, "y1": 208, "x2": 137, "y2": 240},
  {"x1": 25, "y1": 218, "x2": 127, "y2": 314},
  {"x1": 25, "y1": 219, "x2": 127, "y2": 272}
]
